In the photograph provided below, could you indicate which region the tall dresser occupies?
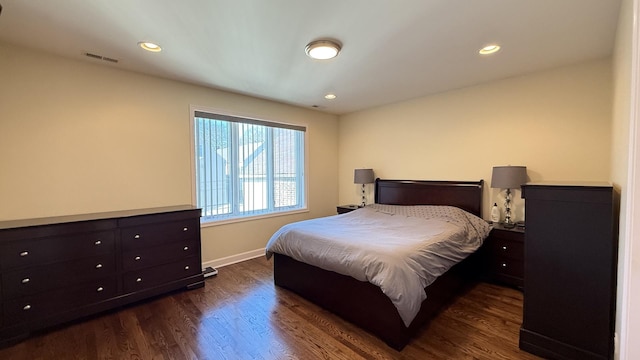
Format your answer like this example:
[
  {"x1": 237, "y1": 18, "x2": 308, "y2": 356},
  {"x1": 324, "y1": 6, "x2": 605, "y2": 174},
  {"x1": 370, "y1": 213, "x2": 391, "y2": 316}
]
[
  {"x1": 0, "y1": 205, "x2": 204, "y2": 346},
  {"x1": 519, "y1": 183, "x2": 617, "y2": 360}
]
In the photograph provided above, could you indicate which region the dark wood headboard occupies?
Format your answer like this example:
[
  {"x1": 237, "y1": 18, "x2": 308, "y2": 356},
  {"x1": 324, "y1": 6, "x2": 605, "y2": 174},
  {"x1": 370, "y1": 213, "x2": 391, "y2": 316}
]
[{"x1": 374, "y1": 179, "x2": 484, "y2": 217}]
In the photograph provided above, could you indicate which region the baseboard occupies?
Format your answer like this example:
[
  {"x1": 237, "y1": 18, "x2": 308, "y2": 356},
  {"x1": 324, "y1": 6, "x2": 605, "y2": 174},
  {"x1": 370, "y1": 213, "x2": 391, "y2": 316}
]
[
  {"x1": 519, "y1": 327, "x2": 610, "y2": 360},
  {"x1": 201, "y1": 248, "x2": 265, "y2": 270}
]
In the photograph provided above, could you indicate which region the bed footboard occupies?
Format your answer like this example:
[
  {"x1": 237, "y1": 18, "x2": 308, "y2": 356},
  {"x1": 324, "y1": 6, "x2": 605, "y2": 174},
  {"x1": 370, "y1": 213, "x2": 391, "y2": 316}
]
[{"x1": 273, "y1": 253, "x2": 477, "y2": 350}]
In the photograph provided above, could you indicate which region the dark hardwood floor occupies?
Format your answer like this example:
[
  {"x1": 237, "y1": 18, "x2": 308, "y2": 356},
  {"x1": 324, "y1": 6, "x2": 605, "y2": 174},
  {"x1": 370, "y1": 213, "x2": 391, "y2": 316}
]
[{"x1": 0, "y1": 257, "x2": 541, "y2": 359}]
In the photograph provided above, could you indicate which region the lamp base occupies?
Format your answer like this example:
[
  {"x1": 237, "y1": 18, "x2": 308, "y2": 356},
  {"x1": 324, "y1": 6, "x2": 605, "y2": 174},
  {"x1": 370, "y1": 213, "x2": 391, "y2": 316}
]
[{"x1": 502, "y1": 222, "x2": 516, "y2": 229}]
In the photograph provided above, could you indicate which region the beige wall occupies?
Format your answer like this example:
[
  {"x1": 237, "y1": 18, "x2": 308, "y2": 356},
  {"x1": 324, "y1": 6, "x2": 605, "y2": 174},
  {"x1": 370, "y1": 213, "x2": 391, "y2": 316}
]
[
  {"x1": 0, "y1": 42, "x2": 339, "y2": 263},
  {"x1": 338, "y1": 59, "x2": 613, "y2": 220}
]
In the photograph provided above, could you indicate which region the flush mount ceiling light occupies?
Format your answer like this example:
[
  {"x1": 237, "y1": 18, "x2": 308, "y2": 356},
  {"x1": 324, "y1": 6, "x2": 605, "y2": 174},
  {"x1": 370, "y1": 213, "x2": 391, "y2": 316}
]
[
  {"x1": 305, "y1": 39, "x2": 342, "y2": 60},
  {"x1": 479, "y1": 44, "x2": 501, "y2": 55},
  {"x1": 138, "y1": 41, "x2": 162, "y2": 52},
  {"x1": 324, "y1": 93, "x2": 337, "y2": 100}
]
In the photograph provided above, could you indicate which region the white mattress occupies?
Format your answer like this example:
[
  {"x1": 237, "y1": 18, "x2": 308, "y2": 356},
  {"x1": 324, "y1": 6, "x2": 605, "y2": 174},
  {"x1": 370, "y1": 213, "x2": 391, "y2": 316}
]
[{"x1": 266, "y1": 204, "x2": 491, "y2": 326}]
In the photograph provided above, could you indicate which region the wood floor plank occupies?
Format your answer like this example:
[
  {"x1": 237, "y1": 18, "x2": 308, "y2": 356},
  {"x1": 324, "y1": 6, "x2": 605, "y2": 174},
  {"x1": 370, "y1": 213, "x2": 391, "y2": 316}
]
[{"x1": 0, "y1": 257, "x2": 542, "y2": 359}]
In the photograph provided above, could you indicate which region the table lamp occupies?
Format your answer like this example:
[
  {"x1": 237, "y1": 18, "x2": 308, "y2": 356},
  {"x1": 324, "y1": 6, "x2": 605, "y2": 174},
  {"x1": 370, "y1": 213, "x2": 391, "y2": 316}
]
[
  {"x1": 354, "y1": 169, "x2": 374, "y2": 207},
  {"x1": 491, "y1": 166, "x2": 527, "y2": 228}
]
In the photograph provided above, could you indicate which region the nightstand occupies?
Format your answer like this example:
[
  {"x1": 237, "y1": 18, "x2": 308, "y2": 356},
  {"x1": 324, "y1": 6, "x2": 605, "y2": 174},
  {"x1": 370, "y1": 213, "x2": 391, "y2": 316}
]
[
  {"x1": 481, "y1": 223, "x2": 524, "y2": 288},
  {"x1": 337, "y1": 205, "x2": 360, "y2": 214}
]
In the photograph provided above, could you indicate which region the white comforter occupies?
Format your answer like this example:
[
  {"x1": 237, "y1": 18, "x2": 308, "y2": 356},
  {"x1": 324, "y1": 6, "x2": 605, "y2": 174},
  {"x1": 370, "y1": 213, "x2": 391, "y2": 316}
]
[{"x1": 265, "y1": 204, "x2": 491, "y2": 327}]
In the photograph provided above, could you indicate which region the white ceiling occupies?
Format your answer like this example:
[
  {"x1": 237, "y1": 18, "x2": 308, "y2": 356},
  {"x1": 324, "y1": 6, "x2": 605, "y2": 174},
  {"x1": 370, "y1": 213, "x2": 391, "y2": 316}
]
[{"x1": 0, "y1": 0, "x2": 622, "y2": 115}]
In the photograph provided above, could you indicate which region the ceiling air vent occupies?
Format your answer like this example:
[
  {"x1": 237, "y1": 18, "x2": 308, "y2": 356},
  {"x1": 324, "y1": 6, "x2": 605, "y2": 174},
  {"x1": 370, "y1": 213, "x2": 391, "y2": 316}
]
[{"x1": 84, "y1": 52, "x2": 119, "y2": 64}]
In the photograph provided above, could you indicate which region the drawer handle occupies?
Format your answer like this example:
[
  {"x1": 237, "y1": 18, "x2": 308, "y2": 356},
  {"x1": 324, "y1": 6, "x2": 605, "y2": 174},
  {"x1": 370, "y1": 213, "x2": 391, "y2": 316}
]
[
  {"x1": 501, "y1": 263, "x2": 507, "y2": 267},
  {"x1": 95, "y1": 240, "x2": 102, "y2": 245},
  {"x1": 20, "y1": 251, "x2": 29, "y2": 257},
  {"x1": 183, "y1": 246, "x2": 189, "y2": 251},
  {"x1": 135, "y1": 256, "x2": 141, "y2": 261},
  {"x1": 184, "y1": 265, "x2": 190, "y2": 270},
  {"x1": 502, "y1": 246, "x2": 507, "y2": 250},
  {"x1": 183, "y1": 227, "x2": 188, "y2": 232},
  {"x1": 134, "y1": 234, "x2": 141, "y2": 239},
  {"x1": 95, "y1": 263, "x2": 103, "y2": 269},
  {"x1": 97, "y1": 287, "x2": 104, "y2": 292},
  {"x1": 23, "y1": 304, "x2": 31, "y2": 311},
  {"x1": 136, "y1": 277, "x2": 142, "y2": 283},
  {"x1": 21, "y1": 278, "x2": 30, "y2": 284}
]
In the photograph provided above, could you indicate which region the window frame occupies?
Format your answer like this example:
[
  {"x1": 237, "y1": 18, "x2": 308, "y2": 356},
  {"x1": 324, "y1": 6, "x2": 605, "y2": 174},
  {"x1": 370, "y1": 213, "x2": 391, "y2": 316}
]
[{"x1": 190, "y1": 106, "x2": 309, "y2": 226}]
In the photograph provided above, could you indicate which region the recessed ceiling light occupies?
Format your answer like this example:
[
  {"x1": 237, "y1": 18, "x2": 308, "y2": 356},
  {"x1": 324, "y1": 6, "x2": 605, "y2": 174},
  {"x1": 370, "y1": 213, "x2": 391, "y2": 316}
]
[
  {"x1": 324, "y1": 93, "x2": 337, "y2": 100},
  {"x1": 305, "y1": 40, "x2": 342, "y2": 60},
  {"x1": 138, "y1": 41, "x2": 162, "y2": 52},
  {"x1": 479, "y1": 44, "x2": 501, "y2": 55}
]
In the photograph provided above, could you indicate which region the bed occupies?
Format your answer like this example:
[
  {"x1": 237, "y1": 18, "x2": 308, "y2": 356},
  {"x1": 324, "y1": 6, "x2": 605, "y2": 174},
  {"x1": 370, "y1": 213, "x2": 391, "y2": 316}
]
[{"x1": 267, "y1": 179, "x2": 487, "y2": 350}]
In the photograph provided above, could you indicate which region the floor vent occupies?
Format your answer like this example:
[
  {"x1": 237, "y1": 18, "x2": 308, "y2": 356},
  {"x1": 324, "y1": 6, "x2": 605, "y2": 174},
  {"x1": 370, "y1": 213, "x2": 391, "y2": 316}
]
[{"x1": 203, "y1": 266, "x2": 218, "y2": 278}]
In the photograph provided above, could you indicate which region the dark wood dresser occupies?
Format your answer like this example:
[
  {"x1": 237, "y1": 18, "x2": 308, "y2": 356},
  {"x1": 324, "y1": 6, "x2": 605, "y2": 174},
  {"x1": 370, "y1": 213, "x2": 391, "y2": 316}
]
[
  {"x1": 482, "y1": 224, "x2": 524, "y2": 288},
  {"x1": 0, "y1": 205, "x2": 204, "y2": 346},
  {"x1": 519, "y1": 183, "x2": 617, "y2": 360}
]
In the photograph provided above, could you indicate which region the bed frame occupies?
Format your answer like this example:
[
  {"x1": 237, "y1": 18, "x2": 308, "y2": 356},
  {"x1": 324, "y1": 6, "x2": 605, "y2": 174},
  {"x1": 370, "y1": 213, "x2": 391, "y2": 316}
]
[{"x1": 273, "y1": 179, "x2": 485, "y2": 350}]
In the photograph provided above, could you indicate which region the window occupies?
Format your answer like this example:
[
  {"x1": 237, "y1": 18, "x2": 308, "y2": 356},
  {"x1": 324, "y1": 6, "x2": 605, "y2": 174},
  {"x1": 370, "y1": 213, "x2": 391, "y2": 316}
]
[{"x1": 193, "y1": 110, "x2": 306, "y2": 223}]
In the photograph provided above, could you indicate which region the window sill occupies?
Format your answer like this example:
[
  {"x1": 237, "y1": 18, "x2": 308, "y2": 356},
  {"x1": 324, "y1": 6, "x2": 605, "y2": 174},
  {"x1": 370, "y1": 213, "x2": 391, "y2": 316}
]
[{"x1": 199, "y1": 208, "x2": 309, "y2": 227}]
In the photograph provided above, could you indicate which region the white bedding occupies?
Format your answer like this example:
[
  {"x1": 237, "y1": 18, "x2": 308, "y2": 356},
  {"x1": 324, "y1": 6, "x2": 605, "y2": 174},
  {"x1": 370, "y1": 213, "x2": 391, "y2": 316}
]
[{"x1": 265, "y1": 204, "x2": 491, "y2": 327}]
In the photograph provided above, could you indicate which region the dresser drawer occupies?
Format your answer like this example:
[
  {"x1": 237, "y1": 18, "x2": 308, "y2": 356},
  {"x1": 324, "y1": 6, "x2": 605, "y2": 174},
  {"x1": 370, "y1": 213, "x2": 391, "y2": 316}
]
[
  {"x1": 123, "y1": 256, "x2": 201, "y2": 293},
  {"x1": 4, "y1": 277, "x2": 118, "y2": 324},
  {"x1": 488, "y1": 257, "x2": 524, "y2": 279},
  {"x1": 121, "y1": 219, "x2": 199, "y2": 251},
  {"x1": 490, "y1": 227, "x2": 523, "y2": 241},
  {"x1": 0, "y1": 231, "x2": 115, "y2": 270},
  {"x1": 122, "y1": 238, "x2": 199, "y2": 271},
  {"x1": 485, "y1": 237, "x2": 524, "y2": 261},
  {"x1": 2, "y1": 254, "x2": 116, "y2": 298}
]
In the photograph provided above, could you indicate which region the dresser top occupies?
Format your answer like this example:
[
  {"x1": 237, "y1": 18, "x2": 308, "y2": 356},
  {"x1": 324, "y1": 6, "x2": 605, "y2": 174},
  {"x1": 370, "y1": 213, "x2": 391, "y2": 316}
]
[
  {"x1": 523, "y1": 181, "x2": 612, "y2": 188},
  {"x1": 492, "y1": 223, "x2": 525, "y2": 233},
  {"x1": 0, "y1": 205, "x2": 199, "y2": 230}
]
